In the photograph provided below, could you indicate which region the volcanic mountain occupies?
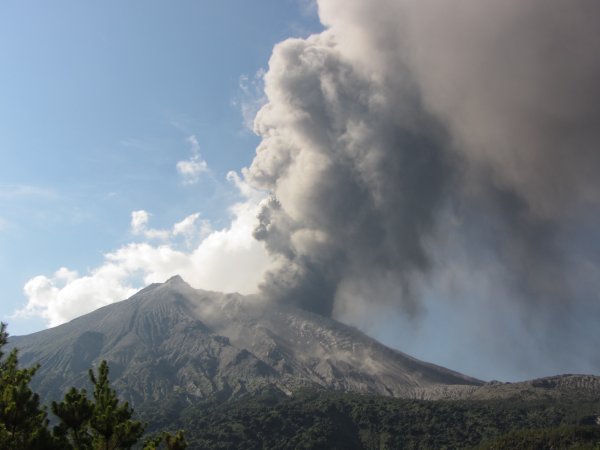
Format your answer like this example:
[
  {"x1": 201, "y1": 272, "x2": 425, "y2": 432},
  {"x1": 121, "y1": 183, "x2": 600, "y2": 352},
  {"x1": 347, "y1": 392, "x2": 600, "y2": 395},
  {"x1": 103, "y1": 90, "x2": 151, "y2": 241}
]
[{"x1": 10, "y1": 276, "x2": 485, "y2": 405}]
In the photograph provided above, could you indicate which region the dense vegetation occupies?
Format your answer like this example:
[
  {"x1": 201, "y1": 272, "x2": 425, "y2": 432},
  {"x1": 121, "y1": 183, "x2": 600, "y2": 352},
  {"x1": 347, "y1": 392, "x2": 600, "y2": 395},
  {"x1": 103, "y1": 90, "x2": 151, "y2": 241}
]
[
  {"x1": 476, "y1": 425, "x2": 600, "y2": 449},
  {"x1": 0, "y1": 323, "x2": 185, "y2": 450},
  {"x1": 138, "y1": 388, "x2": 600, "y2": 449}
]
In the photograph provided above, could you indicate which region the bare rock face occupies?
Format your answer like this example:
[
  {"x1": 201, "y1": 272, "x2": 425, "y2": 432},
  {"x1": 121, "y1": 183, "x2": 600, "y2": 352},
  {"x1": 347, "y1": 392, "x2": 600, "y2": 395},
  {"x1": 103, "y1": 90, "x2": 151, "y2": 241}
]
[
  {"x1": 10, "y1": 276, "x2": 485, "y2": 405},
  {"x1": 10, "y1": 276, "x2": 600, "y2": 406}
]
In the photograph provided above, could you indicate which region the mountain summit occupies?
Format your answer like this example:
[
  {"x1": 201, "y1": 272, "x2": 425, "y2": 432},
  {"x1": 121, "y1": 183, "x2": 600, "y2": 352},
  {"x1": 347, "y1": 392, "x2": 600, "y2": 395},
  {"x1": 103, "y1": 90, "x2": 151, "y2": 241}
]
[{"x1": 10, "y1": 277, "x2": 482, "y2": 404}]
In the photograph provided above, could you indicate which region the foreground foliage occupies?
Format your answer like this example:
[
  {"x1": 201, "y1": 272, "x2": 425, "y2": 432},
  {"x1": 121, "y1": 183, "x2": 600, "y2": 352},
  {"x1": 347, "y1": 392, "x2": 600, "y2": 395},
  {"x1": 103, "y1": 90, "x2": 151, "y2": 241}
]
[
  {"x1": 0, "y1": 323, "x2": 186, "y2": 450},
  {"x1": 0, "y1": 323, "x2": 55, "y2": 449}
]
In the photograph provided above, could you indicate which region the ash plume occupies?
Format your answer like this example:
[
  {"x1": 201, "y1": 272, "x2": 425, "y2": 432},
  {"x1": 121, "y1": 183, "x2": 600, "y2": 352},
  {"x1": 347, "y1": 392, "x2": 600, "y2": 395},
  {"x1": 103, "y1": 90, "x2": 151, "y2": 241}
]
[{"x1": 246, "y1": 0, "x2": 600, "y2": 374}]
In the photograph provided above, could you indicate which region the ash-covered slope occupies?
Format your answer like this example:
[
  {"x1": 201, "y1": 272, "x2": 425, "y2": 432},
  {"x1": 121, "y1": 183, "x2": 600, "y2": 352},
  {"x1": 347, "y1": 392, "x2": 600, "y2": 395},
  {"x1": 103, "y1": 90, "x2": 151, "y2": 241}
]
[{"x1": 9, "y1": 276, "x2": 481, "y2": 404}]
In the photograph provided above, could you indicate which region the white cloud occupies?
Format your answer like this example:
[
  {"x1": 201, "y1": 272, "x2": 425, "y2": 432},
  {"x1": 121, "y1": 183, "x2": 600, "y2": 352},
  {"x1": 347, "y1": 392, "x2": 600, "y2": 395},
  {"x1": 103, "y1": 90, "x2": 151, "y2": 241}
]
[
  {"x1": 172, "y1": 212, "x2": 200, "y2": 237},
  {"x1": 131, "y1": 210, "x2": 210, "y2": 245},
  {"x1": 172, "y1": 212, "x2": 208, "y2": 239},
  {"x1": 176, "y1": 135, "x2": 209, "y2": 185},
  {"x1": 131, "y1": 210, "x2": 150, "y2": 234},
  {"x1": 15, "y1": 173, "x2": 274, "y2": 328},
  {"x1": 18, "y1": 266, "x2": 136, "y2": 327},
  {"x1": 130, "y1": 210, "x2": 170, "y2": 241}
]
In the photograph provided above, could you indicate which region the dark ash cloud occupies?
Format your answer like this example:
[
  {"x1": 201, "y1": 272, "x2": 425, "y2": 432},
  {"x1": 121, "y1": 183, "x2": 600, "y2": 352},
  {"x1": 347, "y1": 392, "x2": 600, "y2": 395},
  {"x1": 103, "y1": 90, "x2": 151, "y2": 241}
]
[{"x1": 245, "y1": 0, "x2": 600, "y2": 377}]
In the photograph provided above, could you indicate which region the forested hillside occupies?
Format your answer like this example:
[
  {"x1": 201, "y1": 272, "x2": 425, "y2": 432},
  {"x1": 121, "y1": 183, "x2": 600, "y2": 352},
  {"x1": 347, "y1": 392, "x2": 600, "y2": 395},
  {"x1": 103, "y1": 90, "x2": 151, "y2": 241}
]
[{"x1": 140, "y1": 388, "x2": 600, "y2": 449}]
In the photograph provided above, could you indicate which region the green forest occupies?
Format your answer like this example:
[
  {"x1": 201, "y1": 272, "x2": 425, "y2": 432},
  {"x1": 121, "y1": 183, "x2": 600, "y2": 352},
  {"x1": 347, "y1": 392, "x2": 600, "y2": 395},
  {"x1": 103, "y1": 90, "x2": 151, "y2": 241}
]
[{"x1": 139, "y1": 388, "x2": 600, "y2": 449}]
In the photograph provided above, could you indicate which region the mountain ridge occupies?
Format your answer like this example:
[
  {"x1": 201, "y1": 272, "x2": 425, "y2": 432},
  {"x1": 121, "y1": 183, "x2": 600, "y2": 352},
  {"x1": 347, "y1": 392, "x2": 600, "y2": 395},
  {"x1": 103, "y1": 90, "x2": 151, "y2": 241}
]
[{"x1": 8, "y1": 276, "x2": 600, "y2": 407}]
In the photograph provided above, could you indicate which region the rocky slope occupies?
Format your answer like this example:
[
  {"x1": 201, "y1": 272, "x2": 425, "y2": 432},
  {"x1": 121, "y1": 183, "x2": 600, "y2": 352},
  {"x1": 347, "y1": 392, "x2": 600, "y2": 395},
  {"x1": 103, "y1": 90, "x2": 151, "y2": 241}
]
[
  {"x1": 9, "y1": 276, "x2": 482, "y2": 405},
  {"x1": 11, "y1": 276, "x2": 600, "y2": 406}
]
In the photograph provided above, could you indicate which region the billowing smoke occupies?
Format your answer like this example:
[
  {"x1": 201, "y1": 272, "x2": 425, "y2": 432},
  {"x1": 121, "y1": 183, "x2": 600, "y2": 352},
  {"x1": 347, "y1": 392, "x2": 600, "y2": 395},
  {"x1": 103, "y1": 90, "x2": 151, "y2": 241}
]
[
  {"x1": 245, "y1": 0, "x2": 600, "y2": 376},
  {"x1": 248, "y1": 29, "x2": 453, "y2": 316}
]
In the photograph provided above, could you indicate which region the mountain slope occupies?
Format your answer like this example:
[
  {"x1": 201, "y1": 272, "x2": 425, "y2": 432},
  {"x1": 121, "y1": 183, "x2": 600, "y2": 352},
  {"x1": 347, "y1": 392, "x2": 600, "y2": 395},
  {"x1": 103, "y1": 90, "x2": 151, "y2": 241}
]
[{"x1": 9, "y1": 276, "x2": 483, "y2": 405}]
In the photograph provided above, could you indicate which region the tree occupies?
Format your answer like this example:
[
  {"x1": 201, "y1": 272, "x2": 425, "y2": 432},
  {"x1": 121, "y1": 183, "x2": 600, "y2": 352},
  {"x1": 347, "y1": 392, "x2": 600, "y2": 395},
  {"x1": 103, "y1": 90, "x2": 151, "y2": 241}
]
[
  {"x1": 0, "y1": 322, "x2": 59, "y2": 449},
  {"x1": 143, "y1": 430, "x2": 188, "y2": 450},
  {"x1": 0, "y1": 322, "x2": 186, "y2": 450},
  {"x1": 88, "y1": 360, "x2": 145, "y2": 450},
  {"x1": 52, "y1": 387, "x2": 93, "y2": 449},
  {"x1": 52, "y1": 362, "x2": 188, "y2": 450}
]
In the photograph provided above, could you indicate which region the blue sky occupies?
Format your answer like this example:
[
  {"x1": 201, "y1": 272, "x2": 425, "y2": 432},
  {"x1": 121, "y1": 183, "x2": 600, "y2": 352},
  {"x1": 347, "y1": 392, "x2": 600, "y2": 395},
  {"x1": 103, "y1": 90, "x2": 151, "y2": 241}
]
[{"x1": 0, "y1": 0, "x2": 322, "y2": 335}]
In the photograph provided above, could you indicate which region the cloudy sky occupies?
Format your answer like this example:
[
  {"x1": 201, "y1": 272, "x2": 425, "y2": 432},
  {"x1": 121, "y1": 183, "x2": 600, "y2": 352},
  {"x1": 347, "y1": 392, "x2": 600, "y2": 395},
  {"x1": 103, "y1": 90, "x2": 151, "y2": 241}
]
[
  {"x1": 1, "y1": 0, "x2": 320, "y2": 331},
  {"x1": 2, "y1": 0, "x2": 600, "y2": 382}
]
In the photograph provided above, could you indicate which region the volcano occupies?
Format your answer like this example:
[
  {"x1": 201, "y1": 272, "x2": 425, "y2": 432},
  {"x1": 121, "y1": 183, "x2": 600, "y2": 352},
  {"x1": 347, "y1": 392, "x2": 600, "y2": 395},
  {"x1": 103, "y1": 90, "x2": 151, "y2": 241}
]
[{"x1": 10, "y1": 276, "x2": 484, "y2": 405}]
